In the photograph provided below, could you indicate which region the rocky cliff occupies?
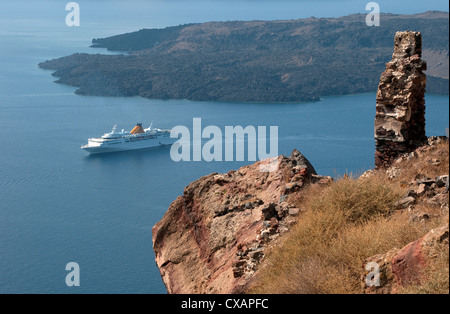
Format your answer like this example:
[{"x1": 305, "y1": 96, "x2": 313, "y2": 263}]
[
  {"x1": 152, "y1": 137, "x2": 449, "y2": 294},
  {"x1": 363, "y1": 136, "x2": 449, "y2": 294},
  {"x1": 152, "y1": 150, "x2": 331, "y2": 293}
]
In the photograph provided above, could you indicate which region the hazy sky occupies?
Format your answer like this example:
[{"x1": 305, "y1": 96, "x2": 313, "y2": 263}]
[
  {"x1": 1, "y1": 1, "x2": 448, "y2": 19},
  {"x1": 0, "y1": 0, "x2": 448, "y2": 36}
]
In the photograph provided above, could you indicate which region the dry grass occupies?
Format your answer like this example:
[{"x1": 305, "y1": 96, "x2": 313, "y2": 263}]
[
  {"x1": 249, "y1": 140, "x2": 449, "y2": 294},
  {"x1": 391, "y1": 140, "x2": 449, "y2": 184},
  {"x1": 308, "y1": 174, "x2": 403, "y2": 222},
  {"x1": 286, "y1": 180, "x2": 329, "y2": 209}
]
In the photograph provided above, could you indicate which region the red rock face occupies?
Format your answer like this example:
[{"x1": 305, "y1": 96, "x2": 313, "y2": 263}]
[
  {"x1": 152, "y1": 150, "x2": 324, "y2": 294},
  {"x1": 363, "y1": 225, "x2": 449, "y2": 294},
  {"x1": 375, "y1": 31, "x2": 427, "y2": 168},
  {"x1": 391, "y1": 237, "x2": 427, "y2": 287}
]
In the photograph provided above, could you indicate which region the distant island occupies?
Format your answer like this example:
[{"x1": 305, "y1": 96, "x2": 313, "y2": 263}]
[{"x1": 39, "y1": 11, "x2": 449, "y2": 103}]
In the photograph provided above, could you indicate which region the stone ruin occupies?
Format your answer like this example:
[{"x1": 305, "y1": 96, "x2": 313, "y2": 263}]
[{"x1": 375, "y1": 31, "x2": 428, "y2": 168}]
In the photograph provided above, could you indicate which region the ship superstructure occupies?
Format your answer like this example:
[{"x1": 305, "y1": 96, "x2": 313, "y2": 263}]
[{"x1": 81, "y1": 123, "x2": 175, "y2": 154}]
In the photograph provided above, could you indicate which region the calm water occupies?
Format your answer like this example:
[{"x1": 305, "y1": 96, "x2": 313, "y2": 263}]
[{"x1": 0, "y1": 0, "x2": 449, "y2": 294}]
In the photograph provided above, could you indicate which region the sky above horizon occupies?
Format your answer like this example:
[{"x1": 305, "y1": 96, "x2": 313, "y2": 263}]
[
  {"x1": 1, "y1": 1, "x2": 448, "y2": 19},
  {"x1": 0, "y1": 0, "x2": 448, "y2": 37}
]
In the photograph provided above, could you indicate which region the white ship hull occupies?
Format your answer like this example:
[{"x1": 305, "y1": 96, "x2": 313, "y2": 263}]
[
  {"x1": 82, "y1": 136, "x2": 175, "y2": 154},
  {"x1": 81, "y1": 123, "x2": 176, "y2": 154}
]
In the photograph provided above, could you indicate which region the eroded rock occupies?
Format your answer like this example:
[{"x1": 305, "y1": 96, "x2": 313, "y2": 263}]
[
  {"x1": 363, "y1": 225, "x2": 449, "y2": 294},
  {"x1": 152, "y1": 149, "x2": 317, "y2": 294}
]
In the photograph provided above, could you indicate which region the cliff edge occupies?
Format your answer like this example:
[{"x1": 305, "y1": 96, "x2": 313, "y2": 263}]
[{"x1": 152, "y1": 150, "x2": 330, "y2": 293}]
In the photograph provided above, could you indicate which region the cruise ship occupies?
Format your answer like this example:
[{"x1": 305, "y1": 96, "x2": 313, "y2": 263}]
[{"x1": 81, "y1": 123, "x2": 176, "y2": 154}]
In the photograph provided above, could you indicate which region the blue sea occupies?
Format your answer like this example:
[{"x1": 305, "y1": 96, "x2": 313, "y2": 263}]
[{"x1": 0, "y1": 0, "x2": 448, "y2": 294}]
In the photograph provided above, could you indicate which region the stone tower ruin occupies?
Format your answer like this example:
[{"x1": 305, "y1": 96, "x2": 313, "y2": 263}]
[{"x1": 375, "y1": 31, "x2": 427, "y2": 168}]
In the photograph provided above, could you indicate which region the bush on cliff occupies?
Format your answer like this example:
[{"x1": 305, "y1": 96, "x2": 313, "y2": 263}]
[{"x1": 250, "y1": 140, "x2": 449, "y2": 294}]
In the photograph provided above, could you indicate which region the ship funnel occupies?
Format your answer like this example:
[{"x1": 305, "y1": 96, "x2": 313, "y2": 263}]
[{"x1": 130, "y1": 123, "x2": 144, "y2": 134}]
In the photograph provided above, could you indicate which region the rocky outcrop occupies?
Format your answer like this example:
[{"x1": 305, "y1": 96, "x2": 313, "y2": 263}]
[
  {"x1": 363, "y1": 135, "x2": 449, "y2": 294},
  {"x1": 363, "y1": 224, "x2": 449, "y2": 294},
  {"x1": 152, "y1": 150, "x2": 331, "y2": 294},
  {"x1": 380, "y1": 136, "x2": 449, "y2": 212},
  {"x1": 375, "y1": 31, "x2": 428, "y2": 168}
]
